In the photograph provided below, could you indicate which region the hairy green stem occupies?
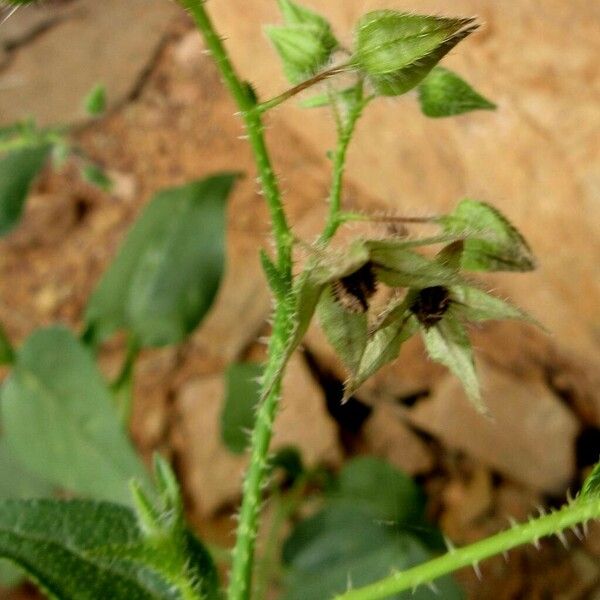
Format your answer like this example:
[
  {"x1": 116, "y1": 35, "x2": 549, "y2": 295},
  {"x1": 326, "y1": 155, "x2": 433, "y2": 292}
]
[
  {"x1": 180, "y1": 0, "x2": 292, "y2": 274},
  {"x1": 177, "y1": 3, "x2": 298, "y2": 598},
  {"x1": 110, "y1": 335, "x2": 140, "y2": 425},
  {"x1": 335, "y1": 499, "x2": 600, "y2": 600},
  {"x1": 257, "y1": 63, "x2": 351, "y2": 114},
  {"x1": 321, "y1": 90, "x2": 369, "y2": 242},
  {"x1": 230, "y1": 300, "x2": 294, "y2": 600}
]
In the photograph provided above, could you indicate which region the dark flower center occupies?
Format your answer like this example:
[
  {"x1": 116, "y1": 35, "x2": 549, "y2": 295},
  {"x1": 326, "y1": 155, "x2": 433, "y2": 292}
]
[
  {"x1": 410, "y1": 285, "x2": 451, "y2": 328},
  {"x1": 333, "y1": 261, "x2": 378, "y2": 313}
]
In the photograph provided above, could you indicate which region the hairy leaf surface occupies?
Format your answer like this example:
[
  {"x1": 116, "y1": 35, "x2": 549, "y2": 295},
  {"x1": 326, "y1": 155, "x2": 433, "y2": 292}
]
[
  {"x1": 354, "y1": 11, "x2": 477, "y2": 96},
  {"x1": 317, "y1": 286, "x2": 368, "y2": 374},
  {"x1": 0, "y1": 498, "x2": 219, "y2": 600},
  {"x1": 422, "y1": 316, "x2": 484, "y2": 413}
]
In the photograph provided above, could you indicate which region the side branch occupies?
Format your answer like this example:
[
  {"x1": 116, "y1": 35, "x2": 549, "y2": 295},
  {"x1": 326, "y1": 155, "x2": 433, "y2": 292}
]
[{"x1": 335, "y1": 499, "x2": 600, "y2": 600}]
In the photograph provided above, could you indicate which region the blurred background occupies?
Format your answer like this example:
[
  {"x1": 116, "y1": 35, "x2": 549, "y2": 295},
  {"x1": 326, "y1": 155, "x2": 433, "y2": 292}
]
[{"x1": 1, "y1": 0, "x2": 599, "y2": 598}]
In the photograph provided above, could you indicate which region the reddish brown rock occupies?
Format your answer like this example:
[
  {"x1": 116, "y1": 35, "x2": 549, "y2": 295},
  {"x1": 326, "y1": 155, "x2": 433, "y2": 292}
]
[
  {"x1": 407, "y1": 361, "x2": 579, "y2": 494},
  {"x1": 173, "y1": 354, "x2": 341, "y2": 515}
]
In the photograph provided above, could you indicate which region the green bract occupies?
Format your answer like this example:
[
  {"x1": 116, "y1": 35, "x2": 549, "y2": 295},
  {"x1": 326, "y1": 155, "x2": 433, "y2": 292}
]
[
  {"x1": 266, "y1": 0, "x2": 338, "y2": 84},
  {"x1": 353, "y1": 11, "x2": 478, "y2": 96}
]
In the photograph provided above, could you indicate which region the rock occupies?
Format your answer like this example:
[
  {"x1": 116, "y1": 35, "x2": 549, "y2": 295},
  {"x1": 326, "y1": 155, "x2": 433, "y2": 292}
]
[
  {"x1": 360, "y1": 403, "x2": 434, "y2": 475},
  {"x1": 173, "y1": 353, "x2": 341, "y2": 515},
  {"x1": 440, "y1": 466, "x2": 494, "y2": 542},
  {"x1": 407, "y1": 361, "x2": 579, "y2": 494},
  {"x1": 192, "y1": 232, "x2": 271, "y2": 366},
  {"x1": 0, "y1": 0, "x2": 181, "y2": 125},
  {"x1": 494, "y1": 481, "x2": 543, "y2": 523}
]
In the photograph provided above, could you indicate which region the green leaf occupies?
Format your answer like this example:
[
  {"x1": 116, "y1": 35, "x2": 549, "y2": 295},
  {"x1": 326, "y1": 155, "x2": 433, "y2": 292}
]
[
  {"x1": 84, "y1": 84, "x2": 107, "y2": 117},
  {"x1": 369, "y1": 245, "x2": 465, "y2": 288},
  {"x1": 334, "y1": 457, "x2": 426, "y2": 526},
  {"x1": 581, "y1": 461, "x2": 600, "y2": 499},
  {"x1": 85, "y1": 173, "x2": 236, "y2": 347},
  {"x1": 317, "y1": 285, "x2": 368, "y2": 374},
  {"x1": 0, "y1": 323, "x2": 14, "y2": 365},
  {"x1": 451, "y1": 285, "x2": 537, "y2": 324},
  {"x1": 0, "y1": 438, "x2": 53, "y2": 500},
  {"x1": 282, "y1": 457, "x2": 462, "y2": 600},
  {"x1": 0, "y1": 437, "x2": 55, "y2": 588},
  {"x1": 0, "y1": 145, "x2": 50, "y2": 236},
  {"x1": 221, "y1": 362, "x2": 262, "y2": 454},
  {"x1": 353, "y1": 11, "x2": 478, "y2": 96},
  {"x1": 0, "y1": 499, "x2": 156, "y2": 599},
  {"x1": 422, "y1": 316, "x2": 485, "y2": 413},
  {"x1": 440, "y1": 200, "x2": 535, "y2": 272},
  {"x1": 1, "y1": 326, "x2": 150, "y2": 504},
  {"x1": 0, "y1": 497, "x2": 220, "y2": 600},
  {"x1": 418, "y1": 67, "x2": 496, "y2": 118},
  {"x1": 82, "y1": 163, "x2": 113, "y2": 192},
  {"x1": 266, "y1": 0, "x2": 338, "y2": 84}
]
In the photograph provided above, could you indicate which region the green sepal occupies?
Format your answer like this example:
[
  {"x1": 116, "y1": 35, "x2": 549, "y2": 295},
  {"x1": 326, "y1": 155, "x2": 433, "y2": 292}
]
[
  {"x1": 369, "y1": 245, "x2": 466, "y2": 289},
  {"x1": 422, "y1": 314, "x2": 485, "y2": 414},
  {"x1": 439, "y1": 199, "x2": 535, "y2": 272},
  {"x1": 353, "y1": 10, "x2": 478, "y2": 96},
  {"x1": 317, "y1": 285, "x2": 368, "y2": 374},
  {"x1": 344, "y1": 306, "x2": 418, "y2": 401},
  {"x1": 451, "y1": 285, "x2": 539, "y2": 325},
  {"x1": 418, "y1": 67, "x2": 496, "y2": 118},
  {"x1": 267, "y1": 0, "x2": 338, "y2": 84}
]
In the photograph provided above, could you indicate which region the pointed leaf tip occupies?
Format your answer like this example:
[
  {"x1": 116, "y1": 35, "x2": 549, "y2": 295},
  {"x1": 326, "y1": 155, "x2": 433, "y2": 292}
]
[
  {"x1": 440, "y1": 199, "x2": 535, "y2": 272},
  {"x1": 354, "y1": 11, "x2": 479, "y2": 96},
  {"x1": 418, "y1": 67, "x2": 496, "y2": 118}
]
